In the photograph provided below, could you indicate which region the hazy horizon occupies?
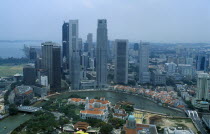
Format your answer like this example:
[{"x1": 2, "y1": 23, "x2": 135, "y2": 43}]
[{"x1": 0, "y1": 0, "x2": 210, "y2": 43}]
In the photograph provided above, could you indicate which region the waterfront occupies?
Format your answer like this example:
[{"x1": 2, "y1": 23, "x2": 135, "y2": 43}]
[
  {"x1": 0, "y1": 91, "x2": 186, "y2": 133},
  {"x1": 0, "y1": 113, "x2": 32, "y2": 134},
  {"x1": 68, "y1": 91, "x2": 186, "y2": 117}
]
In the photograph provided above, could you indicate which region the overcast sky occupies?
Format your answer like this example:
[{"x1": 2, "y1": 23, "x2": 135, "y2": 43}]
[{"x1": 0, "y1": 0, "x2": 210, "y2": 43}]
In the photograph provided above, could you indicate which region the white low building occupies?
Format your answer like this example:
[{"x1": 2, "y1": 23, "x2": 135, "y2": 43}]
[{"x1": 80, "y1": 110, "x2": 106, "y2": 120}]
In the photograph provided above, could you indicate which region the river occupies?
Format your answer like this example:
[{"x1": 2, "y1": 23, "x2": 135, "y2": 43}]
[
  {"x1": 0, "y1": 113, "x2": 32, "y2": 134},
  {"x1": 0, "y1": 91, "x2": 186, "y2": 133}
]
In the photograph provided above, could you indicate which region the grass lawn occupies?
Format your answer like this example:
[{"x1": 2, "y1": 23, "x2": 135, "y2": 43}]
[{"x1": 0, "y1": 64, "x2": 25, "y2": 77}]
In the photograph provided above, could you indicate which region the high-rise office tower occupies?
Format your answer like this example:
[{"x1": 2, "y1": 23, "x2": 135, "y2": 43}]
[
  {"x1": 196, "y1": 54, "x2": 207, "y2": 71},
  {"x1": 23, "y1": 64, "x2": 36, "y2": 85},
  {"x1": 139, "y1": 42, "x2": 150, "y2": 84},
  {"x1": 41, "y1": 42, "x2": 61, "y2": 91},
  {"x1": 87, "y1": 33, "x2": 93, "y2": 58},
  {"x1": 62, "y1": 22, "x2": 69, "y2": 68},
  {"x1": 69, "y1": 20, "x2": 80, "y2": 90},
  {"x1": 197, "y1": 73, "x2": 210, "y2": 101},
  {"x1": 114, "y1": 39, "x2": 128, "y2": 84},
  {"x1": 96, "y1": 19, "x2": 108, "y2": 88}
]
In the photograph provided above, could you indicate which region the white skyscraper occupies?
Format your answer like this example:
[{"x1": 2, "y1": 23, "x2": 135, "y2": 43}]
[
  {"x1": 96, "y1": 19, "x2": 108, "y2": 88},
  {"x1": 197, "y1": 73, "x2": 210, "y2": 100},
  {"x1": 69, "y1": 20, "x2": 80, "y2": 90},
  {"x1": 139, "y1": 42, "x2": 150, "y2": 84},
  {"x1": 114, "y1": 39, "x2": 128, "y2": 84}
]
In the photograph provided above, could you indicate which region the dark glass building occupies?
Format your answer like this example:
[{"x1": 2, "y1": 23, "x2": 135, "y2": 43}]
[
  {"x1": 196, "y1": 54, "x2": 207, "y2": 71},
  {"x1": 23, "y1": 64, "x2": 36, "y2": 85},
  {"x1": 62, "y1": 22, "x2": 69, "y2": 68}
]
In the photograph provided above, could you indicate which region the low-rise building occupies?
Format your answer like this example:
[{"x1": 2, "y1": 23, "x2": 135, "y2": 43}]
[
  {"x1": 14, "y1": 86, "x2": 34, "y2": 105},
  {"x1": 113, "y1": 105, "x2": 128, "y2": 120},
  {"x1": 164, "y1": 127, "x2": 194, "y2": 134},
  {"x1": 123, "y1": 115, "x2": 158, "y2": 134},
  {"x1": 69, "y1": 97, "x2": 110, "y2": 121},
  {"x1": 192, "y1": 99, "x2": 209, "y2": 111},
  {"x1": 80, "y1": 110, "x2": 106, "y2": 120}
]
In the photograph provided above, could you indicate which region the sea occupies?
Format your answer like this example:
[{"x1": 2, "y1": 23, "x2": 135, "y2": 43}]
[{"x1": 0, "y1": 40, "x2": 45, "y2": 58}]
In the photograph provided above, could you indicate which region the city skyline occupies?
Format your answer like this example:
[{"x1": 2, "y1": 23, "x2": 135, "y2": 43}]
[{"x1": 0, "y1": 0, "x2": 209, "y2": 43}]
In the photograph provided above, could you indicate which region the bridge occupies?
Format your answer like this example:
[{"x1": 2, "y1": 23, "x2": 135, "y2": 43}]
[
  {"x1": 185, "y1": 110, "x2": 208, "y2": 134},
  {"x1": 185, "y1": 110, "x2": 199, "y2": 119},
  {"x1": 18, "y1": 106, "x2": 42, "y2": 113}
]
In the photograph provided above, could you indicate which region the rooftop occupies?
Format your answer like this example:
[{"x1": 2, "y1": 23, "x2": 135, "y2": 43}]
[
  {"x1": 15, "y1": 86, "x2": 33, "y2": 95},
  {"x1": 80, "y1": 110, "x2": 104, "y2": 115}
]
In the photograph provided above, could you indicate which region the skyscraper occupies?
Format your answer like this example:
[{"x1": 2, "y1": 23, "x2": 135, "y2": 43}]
[
  {"x1": 62, "y1": 22, "x2": 69, "y2": 68},
  {"x1": 87, "y1": 33, "x2": 93, "y2": 58},
  {"x1": 114, "y1": 39, "x2": 128, "y2": 84},
  {"x1": 196, "y1": 54, "x2": 207, "y2": 71},
  {"x1": 69, "y1": 20, "x2": 80, "y2": 90},
  {"x1": 139, "y1": 42, "x2": 150, "y2": 84},
  {"x1": 23, "y1": 64, "x2": 36, "y2": 85},
  {"x1": 96, "y1": 19, "x2": 108, "y2": 88},
  {"x1": 197, "y1": 73, "x2": 210, "y2": 101},
  {"x1": 41, "y1": 42, "x2": 61, "y2": 91}
]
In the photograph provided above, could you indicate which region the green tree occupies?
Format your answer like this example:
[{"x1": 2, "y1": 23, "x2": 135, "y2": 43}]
[
  {"x1": 23, "y1": 99, "x2": 30, "y2": 106},
  {"x1": 8, "y1": 104, "x2": 18, "y2": 115},
  {"x1": 109, "y1": 118, "x2": 125, "y2": 129},
  {"x1": 26, "y1": 111, "x2": 58, "y2": 134},
  {"x1": 59, "y1": 116, "x2": 70, "y2": 130},
  {"x1": 100, "y1": 124, "x2": 113, "y2": 134},
  {"x1": 121, "y1": 104, "x2": 134, "y2": 114}
]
